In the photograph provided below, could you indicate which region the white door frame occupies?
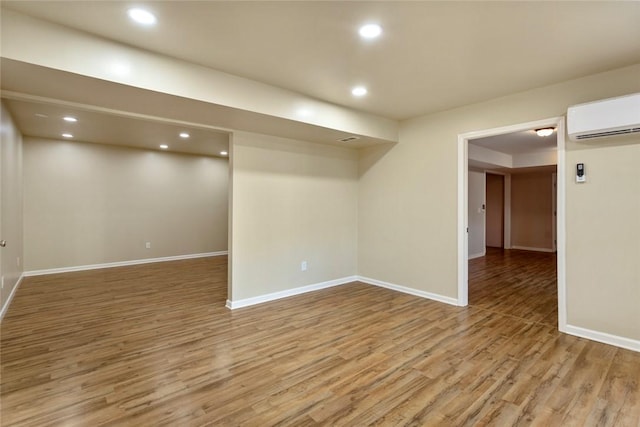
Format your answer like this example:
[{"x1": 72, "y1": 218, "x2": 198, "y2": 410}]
[{"x1": 457, "y1": 116, "x2": 567, "y2": 332}]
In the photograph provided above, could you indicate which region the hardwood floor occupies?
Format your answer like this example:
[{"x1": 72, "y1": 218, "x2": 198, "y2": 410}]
[
  {"x1": 2, "y1": 254, "x2": 639, "y2": 426},
  {"x1": 469, "y1": 248, "x2": 557, "y2": 327}
]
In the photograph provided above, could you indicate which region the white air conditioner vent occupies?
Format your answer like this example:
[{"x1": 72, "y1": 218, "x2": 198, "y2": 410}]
[
  {"x1": 574, "y1": 127, "x2": 640, "y2": 140},
  {"x1": 567, "y1": 93, "x2": 640, "y2": 141}
]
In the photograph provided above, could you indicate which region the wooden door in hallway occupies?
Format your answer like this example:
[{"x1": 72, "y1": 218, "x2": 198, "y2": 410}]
[{"x1": 485, "y1": 173, "x2": 504, "y2": 248}]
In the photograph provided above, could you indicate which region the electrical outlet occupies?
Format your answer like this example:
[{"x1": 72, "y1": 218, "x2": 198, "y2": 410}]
[
  {"x1": 145, "y1": 242, "x2": 151, "y2": 249},
  {"x1": 17, "y1": 257, "x2": 20, "y2": 267},
  {"x1": 1, "y1": 277, "x2": 4, "y2": 289},
  {"x1": 301, "y1": 261, "x2": 308, "y2": 272}
]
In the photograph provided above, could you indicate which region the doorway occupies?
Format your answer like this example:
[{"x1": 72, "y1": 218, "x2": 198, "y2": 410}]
[{"x1": 457, "y1": 117, "x2": 567, "y2": 331}]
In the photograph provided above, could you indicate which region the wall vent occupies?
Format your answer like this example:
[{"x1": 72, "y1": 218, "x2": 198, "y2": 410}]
[
  {"x1": 338, "y1": 136, "x2": 360, "y2": 143},
  {"x1": 573, "y1": 127, "x2": 640, "y2": 140}
]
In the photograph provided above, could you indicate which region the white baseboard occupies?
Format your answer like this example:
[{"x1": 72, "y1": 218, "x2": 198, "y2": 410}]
[
  {"x1": 226, "y1": 276, "x2": 358, "y2": 310},
  {"x1": 469, "y1": 251, "x2": 485, "y2": 260},
  {"x1": 562, "y1": 324, "x2": 640, "y2": 353},
  {"x1": 510, "y1": 246, "x2": 555, "y2": 253},
  {"x1": 0, "y1": 274, "x2": 24, "y2": 321},
  {"x1": 226, "y1": 274, "x2": 460, "y2": 310},
  {"x1": 357, "y1": 276, "x2": 460, "y2": 307},
  {"x1": 23, "y1": 251, "x2": 228, "y2": 277}
]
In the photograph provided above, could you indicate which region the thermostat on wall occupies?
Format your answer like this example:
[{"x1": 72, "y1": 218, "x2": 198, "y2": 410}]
[{"x1": 576, "y1": 163, "x2": 586, "y2": 183}]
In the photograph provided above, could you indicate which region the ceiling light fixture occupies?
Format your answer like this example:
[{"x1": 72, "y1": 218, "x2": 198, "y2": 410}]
[
  {"x1": 63, "y1": 116, "x2": 77, "y2": 122},
  {"x1": 179, "y1": 132, "x2": 190, "y2": 138},
  {"x1": 359, "y1": 24, "x2": 382, "y2": 39},
  {"x1": 159, "y1": 144, "x2": 169, "y2": 150},
  {"x1": 536, "y1": 128, "x2": 555, "y2": 137},
  {"x1": 351, "y1": 86, "x2": 368, "y2": 97},
  {"x1": 62, "y1": 133, "x2": 73, "y2": 138},
  {"x1": 128, "y1": 8, "x2": 157, "y2": 26},
  {"x1": 297, "y1": 108, "x2": 313, "y2": 118},
  {"x1": 220, "y1": 151, "x2": 228, "y2": 156}
]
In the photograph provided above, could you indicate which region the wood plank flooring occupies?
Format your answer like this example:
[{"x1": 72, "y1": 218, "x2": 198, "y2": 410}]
[
  {"x1": 469, "y1": 248, "x2": 557, "y2": 327},
  {"x1": 1, "y1": 253, "x2": 639, "y2": 426}
]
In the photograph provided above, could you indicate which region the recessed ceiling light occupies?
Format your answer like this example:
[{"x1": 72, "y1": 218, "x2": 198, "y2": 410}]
[
  {"x1": 35, "y1": 113, "x2": 48, "y2": 118},
  {"x1": 297, "y1": 108, "x2": 313, "y2": 118},
  {"x1": 159, "y1": 144, "x2": 169, "y2": 150},
  {"x1": 62, "y1": 133, "x2": 73, "y2": 138},
  {"x1": 128, "y1": 8, "x2": 156, "y2": 26},
  {"x1": 63, "y1": 116, "x2": 77, "y2": 122},
  {"x1": 109, "y1": 63, "x2": 131, "y2": 76},
  {"x1": 220, "y1": 151, "x2": 228, "y2": 156},
  {"x1": 359, "y1": 24, "x2": 382, "y2": 39},
  {"x1": 179, "y1": 132, "x2": 190, "y2": 138},
  {"x1": 351, "y1": 86, "x2": 368, "y2": 97}
]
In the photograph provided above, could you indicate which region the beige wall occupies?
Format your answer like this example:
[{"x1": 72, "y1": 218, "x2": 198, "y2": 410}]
[
  {"x1": 23, "y1": 138, "x2": 228, "y2": 271},
  {"x1": 511, "y1": 172, "x2": 553, "y2": 250},
  {"x1": 229, "y1": 131, "x2": 358, "y2": 301},
  {"x1": 0, "y1": 102, "x2": 24, "y2": 317},
  {"x1": 567, "y1": 142, "x2": 640, "y2": 340},
  {"x1": 359, "y1": 63, "x2": 640, "y2": 341}
]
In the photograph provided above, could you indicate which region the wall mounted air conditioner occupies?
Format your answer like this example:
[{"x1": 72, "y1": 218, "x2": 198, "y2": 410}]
[{"x1": 567, "y1": 93, "x2": 640, "y2": 141}]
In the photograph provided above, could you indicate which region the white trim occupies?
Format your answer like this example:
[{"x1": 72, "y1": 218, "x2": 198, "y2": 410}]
[
  {"x1": 358, "y1": 276, "x2": 460, "y2": 306},
  {"x1": 457, "y1": 131, "x2": 469, "y2": 306},
  {"x1": 556, "y1": 118, "x2": 568, "y2": 331},
  {"x1": 23, "y1": 251, "x2": 228, "y2": 277},
  {"x1": 0, "y1": 274, "x2": 24, "y2": 321},
  {"x1": 468, "y1": 252, "x2": 486, "y2": 260},
  {"x1": 564, "y1": 324, "x2": 640, "y2": 353},
  {"x1": 226, "y1": 276, "x2": 358, "y2": 309},
  {"x1": 226, "y1": 275, "x2": 460, "y2": 310},
  {"x1": 510, "y1": 246, "x2": 556, "y2": 253},
  {"x1": 457, "y1": 117, "x2": 567, "y2": 329}
]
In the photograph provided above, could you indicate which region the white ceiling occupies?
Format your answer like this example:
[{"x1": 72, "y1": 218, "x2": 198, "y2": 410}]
[
  {"x1": 471, "y1": 129, "x2": 557, "y2": 155},
  {"x1": 3, "y1": 1, "x2": 640, "y2": 121},
  {"x1": 1, "y1": 2, "x2": 639, "y2": 156},
  {"x1": 4, "y1": 98, "x2": 230, "y2": 157},
  {"x1": 468, "y1": 128, "x2": 558, "y2": 171}
]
